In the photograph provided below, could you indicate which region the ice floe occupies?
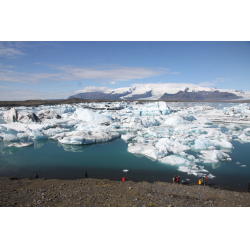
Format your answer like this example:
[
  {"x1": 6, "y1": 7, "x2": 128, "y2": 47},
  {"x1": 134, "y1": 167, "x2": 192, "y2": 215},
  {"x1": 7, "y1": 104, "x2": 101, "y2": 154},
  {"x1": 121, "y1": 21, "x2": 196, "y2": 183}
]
[{"x1": 8, "y1": 142, "x2": 34, "y2": 147}]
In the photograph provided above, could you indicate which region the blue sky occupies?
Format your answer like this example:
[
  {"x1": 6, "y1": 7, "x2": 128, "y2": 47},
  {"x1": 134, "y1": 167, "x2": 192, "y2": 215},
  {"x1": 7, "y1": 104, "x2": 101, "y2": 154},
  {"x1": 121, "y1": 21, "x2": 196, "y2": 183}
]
[{"x1": 0, "y1": 41, "x2": 250, "y2": 100}]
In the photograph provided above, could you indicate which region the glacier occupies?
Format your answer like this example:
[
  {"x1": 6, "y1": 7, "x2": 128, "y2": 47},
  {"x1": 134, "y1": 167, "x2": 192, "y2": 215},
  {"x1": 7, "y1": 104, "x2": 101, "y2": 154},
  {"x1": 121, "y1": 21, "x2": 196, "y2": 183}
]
[{"x1": 1, "y1": 101, "x2": 250, "y2": 180}]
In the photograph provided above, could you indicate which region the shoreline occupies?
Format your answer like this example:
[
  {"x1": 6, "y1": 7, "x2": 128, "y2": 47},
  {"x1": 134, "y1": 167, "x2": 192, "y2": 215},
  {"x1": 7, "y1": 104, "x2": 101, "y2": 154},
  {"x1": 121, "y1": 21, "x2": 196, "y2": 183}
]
[
  {"x1": 1, "y1": 98, "x2": 250, "y2": 108},
  {"x1": 1, "y1": 177, "x2": 249, "y2": 207}
]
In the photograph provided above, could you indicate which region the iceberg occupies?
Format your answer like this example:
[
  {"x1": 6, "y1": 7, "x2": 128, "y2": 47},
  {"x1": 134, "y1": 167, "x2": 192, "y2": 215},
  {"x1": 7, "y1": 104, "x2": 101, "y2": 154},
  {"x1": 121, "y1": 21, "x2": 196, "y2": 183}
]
[
  {"x1": 2, "y1": 134, "x2": 20, "y2": 142},
  {"x1": 238, "y1": 133, "x2": 250, "y2": 142},
  {"x1": 199, "y1": 150, "x2": 231, "y2": 163},
  {"x1": 192, "y1": 138, "x2": 214, "y2": 150},
  {"x1": 159, "y1": 155, "x2": 195, "y2": 167},
  {"x1": 54, "y1": 131, "x2": 120, "y2": 145},
  {"x1": 127, "y1": 143, "x2": 165, "y2": 160},
  {"x1": 133, "y1": 102, "x2": 171, "y2": 116},
  {"x1": 74, "y1": 109, "x2": 113, "y2": 124},
  {"x1": 37, "y1": 109, "x2": 61, "y2": 120},
  {"x1": 121, "y1": 133, "x2": 137, "y2": 141},
  {"x1": 8, "y1": 142, "x2": 34, "y2": 147},
  {"x1": 3, "y1": 108, "x2": 18, "y2": 122},
  {"x1": 155, "y1": 138, "x2": 190, "y2": 154},
  {"x1": 164, "y1": 115, "x2": 192, "y2": 126},
  {"x1": 30, "y1": 129, "x2": 48, "y2": 140}
]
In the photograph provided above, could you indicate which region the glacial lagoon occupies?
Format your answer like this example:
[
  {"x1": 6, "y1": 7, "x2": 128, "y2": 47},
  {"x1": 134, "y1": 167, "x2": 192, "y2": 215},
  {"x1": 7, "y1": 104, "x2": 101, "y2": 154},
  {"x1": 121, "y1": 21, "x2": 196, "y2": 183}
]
[{"x1": 0, "y1": 102, "x2": 250, "y2": 189}]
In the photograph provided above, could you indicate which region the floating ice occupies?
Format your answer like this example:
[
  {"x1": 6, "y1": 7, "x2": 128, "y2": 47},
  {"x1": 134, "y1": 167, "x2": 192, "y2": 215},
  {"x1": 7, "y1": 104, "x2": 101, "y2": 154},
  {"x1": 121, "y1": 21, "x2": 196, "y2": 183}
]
[
  {"x1": 155, "y1": 138, "x2": 190, "y2": 154},
  {"x1": 159, "y1": 155, "x2": 195, "y2": 167},
  {"x1": 164, "y1": 115, "x2": 192, "y2": 126},
  {"x1": 30, "y1": 129, "x2": 48, "y2": 140},
  {"x1": 199, "y1": 150, "x2": 231, "y2": 163},
  {"x1": 8, "y1": 142, "x2": 34, "y2": 147},
  {"x1": 212, "y1": 139, "x2": 233, "y2": 148},
  {"x1": 37, "y1": 109, "x2": 61, "y2": 120},
  {"x1": 123, "y1": 169, "x2": 129, "y2": 172},
  {"x1": 121, "y1": 133, "x2": 137, "y2": 141},
  {"x1": 2, "y1": 134, "x2": 20, "y2": 142},
  {"x1": 3, "y1": 108, "x2": 18, "y2": 122},
  {"x1": 75, "y1": 109, "x2": 113, "y2": 124},
  {"x1": 134, "y1": 102, "x2": 171, "y2": 116},
  {"x1": 128, "y1": 143, "x2": 165, "y2": 160},
  {"x1": 241, "y1": 165, "x2": 246, "y2": 167},
  {"x1": 238, "y1": 133, "x2": 250, "y2": 142},
  {"x1": 54, "y1": 131, "x2": 120, "y2": 145},
  {"x1": 192, "y1": 138, "x2": 214, "y2": 150}
]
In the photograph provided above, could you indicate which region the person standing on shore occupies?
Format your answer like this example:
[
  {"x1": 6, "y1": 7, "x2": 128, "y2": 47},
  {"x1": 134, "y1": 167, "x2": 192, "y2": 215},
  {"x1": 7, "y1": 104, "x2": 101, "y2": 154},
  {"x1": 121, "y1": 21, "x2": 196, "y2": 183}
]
[
  {"x1": 173, "y1": 175, "x2": 176, "y2": 184},
  {"x1": 205, "y1": 175, "x2": 208, "y2": 186},
  {"x1": 85, "y1": 171, "x2": 88, "y2": 178},
  {"x1": 176, "y1": 175, "x2": 180, "y2": 184},
  {"x1": 35, "y1": 173, "x2": 39, "y2": 179}
]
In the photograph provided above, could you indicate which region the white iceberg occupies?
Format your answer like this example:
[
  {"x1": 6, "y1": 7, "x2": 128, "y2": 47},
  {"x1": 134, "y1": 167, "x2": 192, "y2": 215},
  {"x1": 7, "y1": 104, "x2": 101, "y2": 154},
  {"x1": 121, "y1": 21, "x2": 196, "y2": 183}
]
[
  {"x1": 192, "y1": 138, "x2": 214, "y2": 150},
  {"x1": 8, "y1": 142, "x2": 34, "y2": 147},
  {"x1": 199, "y1": 150, "x2": 231, "y2": 163},
  {"x1": 2, "y1": 134, "x2": 20, "y2": 142},
  {"x1": 30, "y1": 129, "x2": 48, "y2": 140},
  {"x1": 54, "y1": 131, "x2": 120, "y2": 145},
  {"x1": 238, "y1": 133, "x2": 250, "y2": 142},
  {"x1": 128, "y1": 143, "x2": 165, "y2": 160},
  {"x1": 121, "y1": 133, "x2": 137, "y2": 141},
  {"x1": 74, "y1": 109, "x2": 113, "y2": 124},
  {"x1": 155, "y1": 138, "x2": 190, "y2": 154}
]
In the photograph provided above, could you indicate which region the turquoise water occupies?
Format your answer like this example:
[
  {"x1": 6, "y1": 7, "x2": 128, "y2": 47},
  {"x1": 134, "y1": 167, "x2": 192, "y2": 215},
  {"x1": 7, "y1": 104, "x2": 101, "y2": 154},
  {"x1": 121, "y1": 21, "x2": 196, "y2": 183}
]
[{"x1": 0, "y1": 137, "x2": 250, "y2": 189}]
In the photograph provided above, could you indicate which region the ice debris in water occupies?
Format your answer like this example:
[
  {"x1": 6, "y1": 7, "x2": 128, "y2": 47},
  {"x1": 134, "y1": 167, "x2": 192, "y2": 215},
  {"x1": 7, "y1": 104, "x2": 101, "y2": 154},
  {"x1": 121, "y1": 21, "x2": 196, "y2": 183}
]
[
  {"x1": 123, "y1": 169, "x2": 129, "y2": 172},
  {"x1": 8, "y1": 142, "x2": 34, "y2": 148},
  {"x1": 1, "y1": 101, "x2": 250, "y2": 180}
]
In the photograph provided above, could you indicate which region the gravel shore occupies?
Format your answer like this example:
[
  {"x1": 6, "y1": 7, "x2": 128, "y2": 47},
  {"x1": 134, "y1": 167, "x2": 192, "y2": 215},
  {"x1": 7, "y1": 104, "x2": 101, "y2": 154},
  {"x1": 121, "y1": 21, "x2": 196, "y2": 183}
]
[{"x1": 1, "y1": 177, "x2": 249, "y2": 207}]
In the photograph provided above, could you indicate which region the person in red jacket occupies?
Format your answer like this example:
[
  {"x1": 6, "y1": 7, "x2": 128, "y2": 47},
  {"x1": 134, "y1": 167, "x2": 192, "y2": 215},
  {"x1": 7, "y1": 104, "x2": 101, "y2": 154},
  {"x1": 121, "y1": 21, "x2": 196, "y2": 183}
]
[
  {"x1": 176, "y1": 175, "x2": 180, "y2": 184},
  {"x1": 205, "y1": 175, "x2": 208, "y2": 186}
]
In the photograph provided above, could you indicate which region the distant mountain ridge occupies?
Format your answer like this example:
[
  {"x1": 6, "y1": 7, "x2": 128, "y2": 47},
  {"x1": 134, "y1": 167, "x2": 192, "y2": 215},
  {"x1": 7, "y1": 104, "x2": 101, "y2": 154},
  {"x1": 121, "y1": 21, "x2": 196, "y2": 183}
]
[{"x1": 68, "y1": 84, "x2": 250, "y2": 101}]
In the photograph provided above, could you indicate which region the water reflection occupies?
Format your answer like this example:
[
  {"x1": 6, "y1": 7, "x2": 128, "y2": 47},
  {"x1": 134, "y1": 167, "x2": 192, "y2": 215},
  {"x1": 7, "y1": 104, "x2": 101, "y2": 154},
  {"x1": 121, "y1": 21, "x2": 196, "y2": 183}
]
[
  {"x1": 212, "y1": 161, "x2": 223, "y2": 169},
  {"x1": 57, "y1": 138, "x2": 119, "y2": 153},
  {"x1": 34, "y1": 139, "x2": 48, "y2": 149}
]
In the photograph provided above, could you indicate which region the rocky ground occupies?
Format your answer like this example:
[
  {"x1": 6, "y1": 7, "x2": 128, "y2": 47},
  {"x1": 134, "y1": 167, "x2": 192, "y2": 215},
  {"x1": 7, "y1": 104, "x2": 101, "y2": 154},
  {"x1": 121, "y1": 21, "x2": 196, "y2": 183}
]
[{"x1": 0, "y1": 177, "x2": 249, "y2": 207}]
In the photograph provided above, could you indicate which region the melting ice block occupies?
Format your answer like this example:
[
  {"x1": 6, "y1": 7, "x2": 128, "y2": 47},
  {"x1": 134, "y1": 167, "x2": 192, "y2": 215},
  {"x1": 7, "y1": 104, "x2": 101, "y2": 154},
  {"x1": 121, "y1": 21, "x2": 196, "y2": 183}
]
[
  {"x1": 8, "y1": 142, "x2": 34, "y2": 147},
  {"x1": 155, "y1": 138, "x2": 190, "y2": 154},
  {"x1": 3, "y1": 108, "x2": 18, "y2": 122},
  {"x1": 128, "y1": 143, "x2": 165, "y2": 160},
  {"x1": 159, "y1": 155, "x2": 195, "y2": 167},
  {"x1": 30, "y1": 129, "x2": 48, "y2": 140},
  {"x1": 74, "y1": 109, "x2": 113, "y2": 124},
  {"x1": 55, "y1": 131, "x2": 120, "y2": 145},
  {"x1": 37, "y1": 109, "x2": 61, "y2": 120},
  {"x1": 164, "y1": 115, "x2": 192, "y2": 126},
  {"x1": 238, "y1": 133, "x2": 250, "y2": 142},
  {"x1": 2, "y1": 134, "x2": 20, "y2": 142},
  {"x1": 121, "y1": 133, "x2": 137, "y2": 141},
  {"x1": 199, "y1": 150, "x2": 230, "y2": 162},
  {"x1": 192, "y1": 138, "x2": 214, "y2": 150},
  {"x1": 134, "y1": 102, "x2": 171, "y2": 116}
]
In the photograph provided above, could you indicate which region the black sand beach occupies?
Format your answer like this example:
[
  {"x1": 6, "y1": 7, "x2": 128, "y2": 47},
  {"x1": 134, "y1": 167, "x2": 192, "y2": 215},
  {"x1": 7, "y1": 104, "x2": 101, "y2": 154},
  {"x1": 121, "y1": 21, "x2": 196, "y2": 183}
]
[{"x1": 1, "y1": 177, "x2": 249, "y2": 207}]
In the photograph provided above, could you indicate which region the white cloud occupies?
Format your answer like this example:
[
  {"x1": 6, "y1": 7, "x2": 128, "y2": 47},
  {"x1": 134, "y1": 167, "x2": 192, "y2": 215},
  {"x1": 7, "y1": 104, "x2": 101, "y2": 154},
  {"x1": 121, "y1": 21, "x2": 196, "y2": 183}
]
[
  {"x1": 0, "y1": 42, "x2": 26, "y2": 58},
  {"x1": 75, "y1": 86, "x2": 112, "y2": 94},
  {"x1": 199, "y1": 82, "x2": 216, "y2": 87},
  {"x1": 0, "y1": 64, "x2": 170, "y2": 84},
  {"x1": 109, "y1": 81, "x2": 117, "y2": 84},
  {"x1": 0, "y1": 89, "x2": 75, "y2": 101}
]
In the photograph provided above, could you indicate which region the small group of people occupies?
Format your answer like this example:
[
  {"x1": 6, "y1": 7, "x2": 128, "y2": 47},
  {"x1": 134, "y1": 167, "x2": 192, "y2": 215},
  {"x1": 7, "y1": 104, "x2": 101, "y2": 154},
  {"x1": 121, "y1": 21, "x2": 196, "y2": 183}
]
[
  {"x1": 173, "y1": 175, "x2": 180, "y2": 184},
  {"x1": 199, "y1": 175, "x2": 208, "y2": 186}
]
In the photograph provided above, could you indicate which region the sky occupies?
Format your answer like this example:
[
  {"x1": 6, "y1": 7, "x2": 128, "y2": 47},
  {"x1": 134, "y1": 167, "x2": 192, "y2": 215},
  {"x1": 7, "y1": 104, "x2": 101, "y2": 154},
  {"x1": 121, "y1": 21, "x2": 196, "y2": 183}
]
[{"x1": 0, "y1": 41, "x2": 250, "y2": 101}]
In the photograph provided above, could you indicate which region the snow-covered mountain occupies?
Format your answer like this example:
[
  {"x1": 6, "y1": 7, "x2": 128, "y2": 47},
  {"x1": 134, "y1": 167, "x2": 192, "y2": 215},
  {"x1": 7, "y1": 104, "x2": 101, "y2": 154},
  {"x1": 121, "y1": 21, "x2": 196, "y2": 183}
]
[{"x1": 68, "y1": 83, "x2": 250, "y2": 101}]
